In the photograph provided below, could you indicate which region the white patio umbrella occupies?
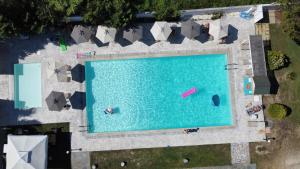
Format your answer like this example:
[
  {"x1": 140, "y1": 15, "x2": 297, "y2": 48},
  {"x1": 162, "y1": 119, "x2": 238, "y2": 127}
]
[
  {"x1": 3, "y1": 135, "x2": 48, "y2": 169},
  {"x1": 209, "y1": 19, "x2": 229, "y2": 40},
  {"x1": 181, "y1": 19, "x2": 201, "y2": 39},
  {"x1": 123, "y1": 26, "x2": 143, "y2": 43},
  {"x1": 150, "y1": 21, "x2": 172, "y2": 41},
  {"x1": 96, "y1": 25, "x2": 117, "y2": 44}
]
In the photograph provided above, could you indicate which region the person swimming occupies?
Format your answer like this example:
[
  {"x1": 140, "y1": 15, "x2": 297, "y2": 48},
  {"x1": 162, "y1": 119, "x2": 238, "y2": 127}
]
[{"x1": 104, "y1": 107, "x2": 113, "y2": 114}]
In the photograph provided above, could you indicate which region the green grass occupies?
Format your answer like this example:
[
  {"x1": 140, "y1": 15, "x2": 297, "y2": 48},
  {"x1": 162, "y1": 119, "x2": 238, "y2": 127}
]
[
  {"x1": 90, "y1": 144, "x2": 231, "y2": 169},
  {"x1": 269, "y1": 24, "x2": 300, "y2": 123}
]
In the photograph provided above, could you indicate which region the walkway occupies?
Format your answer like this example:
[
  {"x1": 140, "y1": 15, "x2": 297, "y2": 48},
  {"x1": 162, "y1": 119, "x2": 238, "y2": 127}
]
[
  {"x1": 71, "y1": 152, "x2": 90, "y2": 169},
  {"x1": 231, "y1": 142, "x2": 251, "y2": 164},
  {"x1": 188, "y1": 164, "x2": 256, "y2": 169}
]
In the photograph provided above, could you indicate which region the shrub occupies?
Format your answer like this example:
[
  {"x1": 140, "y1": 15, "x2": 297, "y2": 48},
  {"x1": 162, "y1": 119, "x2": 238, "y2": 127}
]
[
  {"x1": 154, "y1": 0, "x2": 180, "y2": 21},
  {"x1": 286, "y1": 72, "x2": 296, "y2": 80},
  {"x1": 268, "y1": 103, "x2": 288, "y2": 120},
  {"x1": 267, "y1": 50, "x2": 288, "y2": 70},
  {"x1": 211, "y1": 12, "x2": 223, "y2": 20}
]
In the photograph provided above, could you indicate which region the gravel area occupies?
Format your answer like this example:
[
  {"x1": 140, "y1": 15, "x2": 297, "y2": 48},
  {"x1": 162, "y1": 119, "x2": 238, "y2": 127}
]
[{"x1": 231, "y1": 142, "x2": 250, "y2": 164}]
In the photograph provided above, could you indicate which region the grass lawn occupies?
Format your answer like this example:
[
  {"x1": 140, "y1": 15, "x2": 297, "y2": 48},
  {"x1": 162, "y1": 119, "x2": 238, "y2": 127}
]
[
  {"x1": 267, "y1": 24, "x2": 300, "y2": 123},
  {"x1": 0, "y1": 123, "x2": 71, "y2": 169},
  {"x1": 250, "y1": 24, "x2": 300, "y2": 169},
  {"x1": 90, "y1": 144, "x2": 231, "y2": 169}
]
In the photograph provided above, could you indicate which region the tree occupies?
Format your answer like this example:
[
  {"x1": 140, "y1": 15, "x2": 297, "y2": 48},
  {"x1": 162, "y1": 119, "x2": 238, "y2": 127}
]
[
  {"x1": 267, "y1": 50, "x2": 288, "y2": 70},
  {"x1": 154, "y1": 0, "x2": 180, "y2": 21},
  {"x1": 109, "y1": 0, "x2": 136, "y2": 28},
  {"x1": 83, "y1": 0, "x2": 136, "y2": 28},
  {"x1": 0, "y1": 0, "x2": 81, "y2": 38},
  {"x1": 83, "y1": 0, "x2": 112, "y2": 25},
  {"x1": 268, "y1": 103, "x2": 288, "y2": 120}
]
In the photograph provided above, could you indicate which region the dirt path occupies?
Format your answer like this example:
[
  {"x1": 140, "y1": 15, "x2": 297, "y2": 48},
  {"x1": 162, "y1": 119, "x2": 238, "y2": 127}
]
[{"x1": 250, "y1": 120, "x2": 300, "y2": 169}]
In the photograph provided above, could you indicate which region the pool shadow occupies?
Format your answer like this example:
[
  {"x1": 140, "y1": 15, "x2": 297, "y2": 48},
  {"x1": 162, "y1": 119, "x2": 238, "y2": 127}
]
[
  {"x1": 84, "y1": 62, "x2": 96, "y2": 132},
  {"x1": 112, "y1": 107, "x2": 120, "y2": 114}
]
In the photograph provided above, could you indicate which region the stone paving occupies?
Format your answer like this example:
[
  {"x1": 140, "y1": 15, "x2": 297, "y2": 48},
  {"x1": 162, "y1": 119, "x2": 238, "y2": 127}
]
[
  {"x1": 0, "y1": 6, "x2": 266, "y2": 152},
  {"x1": 71, "y1": 152, "x2": 90, "y2": 169},
  {"x1": 231, "y1": 142, "x2": 251, "y2": 164},
  {"x1": 188, "y1": 164, "x2": 256, "y2": 169}
]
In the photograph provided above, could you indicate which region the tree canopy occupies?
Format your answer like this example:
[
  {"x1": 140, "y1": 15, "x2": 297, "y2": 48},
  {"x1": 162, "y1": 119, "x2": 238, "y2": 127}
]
[
  {"x1": 280, "y1": 0, "x2": 300, "y2": 44},
  {"x1": 0, "y1": 0, "x2": 277, "y2": 38}
]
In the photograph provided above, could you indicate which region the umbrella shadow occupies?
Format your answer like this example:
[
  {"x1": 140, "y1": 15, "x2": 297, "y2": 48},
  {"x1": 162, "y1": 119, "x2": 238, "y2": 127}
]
[
  {"x1": 115, "y1": 29, "x2": 132, "y2": 47},
  {"x1": 226, "y1": 24, "x2": 238, "y2": 44},
  {"x1": 90, "y1": 36, "x2": 109, "y2": 47},
  {"x1": 70, "y1": 91, "x2": 86, "y2": 110},
  {"x1": 195, "y1": 26, "x2": 209, "y2": 43},
  {"x1": 168, "y1": 27, "x2": 185, "y2": 44},
  {"x1": 140, "y1": 23, "x2": 156, "y2": 46},
  {"x1": 71, "y1": 64, "x2": 85, "y2": 83}
]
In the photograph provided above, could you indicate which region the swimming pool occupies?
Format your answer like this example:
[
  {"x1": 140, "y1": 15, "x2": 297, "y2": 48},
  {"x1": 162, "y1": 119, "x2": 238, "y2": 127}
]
[
  {"x1": 85, "y1": 54, "x2": 233, "y2": 133},
  {"x1": 14, "y1": 63, "x2": 42, "y2": 109}
]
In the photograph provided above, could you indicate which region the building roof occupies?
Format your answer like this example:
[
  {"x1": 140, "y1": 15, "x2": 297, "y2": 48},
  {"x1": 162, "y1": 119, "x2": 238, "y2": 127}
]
[
  {"x1": 3, "y1": 135, "x2": 48, "y2": 169},
  {"x1": 249, "y1": 35, "x2": 270, "y2": 94}
]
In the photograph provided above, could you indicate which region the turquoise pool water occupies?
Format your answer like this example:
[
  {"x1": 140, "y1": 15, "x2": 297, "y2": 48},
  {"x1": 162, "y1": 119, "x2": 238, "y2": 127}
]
[
  {"x1": 85, "y1": 54, "x2": 232, "y2": 133},
  {"x1": 14, "y1": 63, "x2": 42, "y2": 109}
]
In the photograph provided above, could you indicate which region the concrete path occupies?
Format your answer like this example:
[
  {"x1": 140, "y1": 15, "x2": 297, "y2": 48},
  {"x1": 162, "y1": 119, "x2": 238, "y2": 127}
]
[
  {"x1": 187, "y1": 164, "x2": 256, "y2": 169},
  {"x1": 231, "y1": 142, "x2": 251, "y2": 164},
  {"x1": 71, "y1": 152, "x2": 90, "y2": 169}
]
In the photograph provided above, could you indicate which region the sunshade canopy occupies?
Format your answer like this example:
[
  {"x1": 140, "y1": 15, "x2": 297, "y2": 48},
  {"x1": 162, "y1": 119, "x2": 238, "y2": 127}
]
[
  {"x1": 209, "y1": 19, "x2": 229, "y2": 40},
  {"x1": 4, "y1": 135, "x2": 48, "y2": 169},
  {"x1": 71, "y1": 64, "x2": 85, "y2": 83},
  {"x1": 96, "y1": 26, "x2": 117, "y2": 43},
  {"x1": 69, "y1": 91, "x2": 86, "y2": 110},
  {"x1": 150, "y1": 22, "x2": 172, "y2": 41},
  {"x1": 46, "y1": 91, "x2": 67, "y2": 111},
  {"x1": 71, "y1": 25, "x2": 92, "y2": 44},
  {"x1": 181, "y1": 20, "x2": 201, "y2": 39},
  {"x1": 123, "y1": 26, "x2": 143, "y2": 43}
]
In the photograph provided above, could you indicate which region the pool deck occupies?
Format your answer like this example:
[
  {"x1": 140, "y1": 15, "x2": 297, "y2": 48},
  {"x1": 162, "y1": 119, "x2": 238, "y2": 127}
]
[{"x1": 0, "y1": 11, "x2": 266, "y2": 151}]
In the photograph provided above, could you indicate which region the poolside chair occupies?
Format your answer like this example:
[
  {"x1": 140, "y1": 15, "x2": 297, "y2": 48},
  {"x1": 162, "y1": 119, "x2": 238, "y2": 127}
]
[
  {"x1": 66, "y1": 76, "x2": 71, "y2": 82},
  {"x1": 59, "y1": 38, "x2": 67, "y2": 52},
  {"x1": 64, "y1": 93, "x2": 71, "y2": 100},
  {"x1": 240, "y1": 7, "x2": 255, "y2": 20}
]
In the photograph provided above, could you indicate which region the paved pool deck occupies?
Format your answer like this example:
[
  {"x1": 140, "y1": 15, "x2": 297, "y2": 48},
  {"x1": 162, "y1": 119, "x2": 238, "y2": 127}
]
[{"x1": 0, "y1": 11, "x2": 266, "y2": 151}]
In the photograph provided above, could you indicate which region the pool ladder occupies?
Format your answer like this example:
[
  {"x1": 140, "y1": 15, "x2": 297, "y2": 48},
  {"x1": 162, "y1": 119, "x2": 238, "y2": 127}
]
[{"x1": 224, "y1": 63, "x2": 238, "y2": 70}]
